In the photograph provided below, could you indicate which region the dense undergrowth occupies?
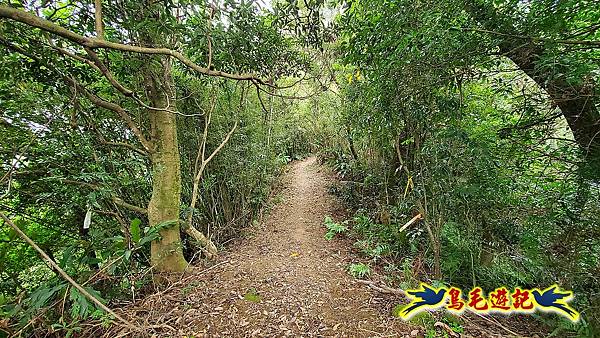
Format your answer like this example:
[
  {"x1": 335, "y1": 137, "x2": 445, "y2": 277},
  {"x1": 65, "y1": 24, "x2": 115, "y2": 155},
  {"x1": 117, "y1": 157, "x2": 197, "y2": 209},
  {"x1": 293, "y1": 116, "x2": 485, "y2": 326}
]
[
  {"x1": 316, "y1": 0, "x2": 600, "y2": 336},
  {"x1": 0, "y1": 1, "x2": 318, "y2": 335},
  {"x1": 0, "y1": 84, "x2": 313, "y2": 336}
]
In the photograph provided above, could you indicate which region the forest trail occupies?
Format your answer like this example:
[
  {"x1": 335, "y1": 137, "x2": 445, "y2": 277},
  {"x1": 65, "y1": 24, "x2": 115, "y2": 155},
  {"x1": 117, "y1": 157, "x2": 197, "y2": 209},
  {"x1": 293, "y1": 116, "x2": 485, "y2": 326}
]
[{"x1": 114, "y1": 157, "x2": 413, "y2": 337}]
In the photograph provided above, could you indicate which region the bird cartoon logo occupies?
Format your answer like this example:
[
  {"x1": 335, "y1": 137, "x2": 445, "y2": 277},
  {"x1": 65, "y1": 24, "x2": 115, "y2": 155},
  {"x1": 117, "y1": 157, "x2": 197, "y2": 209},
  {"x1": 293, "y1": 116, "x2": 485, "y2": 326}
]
[
  {"x1": 532, "y1": 285, "x2": 579, "y2": 321},
  {"x1": 401, "y1": 283, "x2": 447, "y2": 319}
]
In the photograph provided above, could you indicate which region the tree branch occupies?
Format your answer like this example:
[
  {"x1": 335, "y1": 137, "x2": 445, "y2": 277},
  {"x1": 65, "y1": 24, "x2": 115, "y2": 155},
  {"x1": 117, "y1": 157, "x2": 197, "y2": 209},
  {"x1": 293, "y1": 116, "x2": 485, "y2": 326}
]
[
  {"x1": 0, "y1": 36, "x2": 154, "y2": 153},
  {"x1": 59, "y1": 179, "x2": 148, "y2": 214},
  {"x1": 83, "y1": 47, "x2": 182, "y2": 115},
  {"x1": 0, "y1": 211, "x2": 136, "y2": 329},
  {"x1": 84, "y1": 47, "x2": 132, "y2": 96},
  {"x1": 0, "y1": 5, "x2": 271, "y2": 85},
  {"x1": 112, "y1": 197, "x2": 147, "y2": 214},
  {"x1": 203, "y1": 119, "x2": 238, "y2": 168},
  {"x1": 66, "y1": 76, "x2": 154, "y2": 152},
  {"x1": 99, "y1": 141, "x2": 148, "y2": 156},
  {"x1": 179, "y1": 220, "x2": 218, "y2": 258},
  {"x1": 356, "y1": 280, "x2": 407, "y2": 297},
  {"x1": 185, "y1": 95, "x2": 238, "y2": 259},
  {"x1": 48, "y1": 38, "x2": 184, "y2": 116}
]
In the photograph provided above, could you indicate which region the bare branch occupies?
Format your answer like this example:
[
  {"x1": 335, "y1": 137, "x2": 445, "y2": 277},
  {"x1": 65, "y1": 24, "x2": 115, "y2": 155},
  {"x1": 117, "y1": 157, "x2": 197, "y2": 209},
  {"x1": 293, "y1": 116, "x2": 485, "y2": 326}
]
[
  {"x1": 356, "y1": 280, "x2": 407, "y2": 297},
  {"x1": 185, "y1": 92, "x2": 239, "y2": 259},
  {"x1": 179, "y1": 220, "x2": 218, "y2": 258},
  {"x1": 206, "y1": 3, "x2": 215, "y2": 69},
  {"x1": 112, "y1": 197, "x2": 147, "y2": 214},
  {"x1": 254, "y1": 80, "x2": 327, "y2": 100},
  {"x1": 204, "y1": 117, "x2": 237, "y2": 167},
  {"x1": 188, "y1": 118, "x2": 237, "y2": 215}
]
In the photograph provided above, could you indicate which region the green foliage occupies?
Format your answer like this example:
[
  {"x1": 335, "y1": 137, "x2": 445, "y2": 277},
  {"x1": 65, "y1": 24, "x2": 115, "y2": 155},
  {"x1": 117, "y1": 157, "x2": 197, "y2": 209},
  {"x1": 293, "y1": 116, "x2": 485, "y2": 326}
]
[
  {"x1": 441, "y1": 313, "x2": 463, "y2": 334},
  {"x1": 68, "y1": 287, "x2": 103, "y2": 319},
  {"x1": 0, "y1": 0, "x2": 319, "y2": 334},
  {"x1": 350, "y1": 211, "x2": 409, "y2": 261},
  {"x1": 130, "y1": 218, "x2": 141, "y2": 244},
  {"x1": 321, "y1": 0, "x2": 600, "y2": 334},
  {"x1": 391, "y1": 303, "x2": 403, "y2": 318},
  {"x1": 544, "y1": 317, "x2": 593, "y2": 338},
  {"x1": 323, "y1": 216, "x2": 348, "y2": 240},
  {"x1": 50, "y1": 319, "x2": 82, "y2": 338},
  {"x1": 28, "y1": 284, "x2": 67, "y2": 310},
  {"x1": 347, "y1": 263, "x2": 371, "y2": 278},
  {"x1": 243, "y1": 288, "x2": 261, "y2": 303},
  {"x1": 1, "y1": 0, "x2": 599, "y2": 335}
]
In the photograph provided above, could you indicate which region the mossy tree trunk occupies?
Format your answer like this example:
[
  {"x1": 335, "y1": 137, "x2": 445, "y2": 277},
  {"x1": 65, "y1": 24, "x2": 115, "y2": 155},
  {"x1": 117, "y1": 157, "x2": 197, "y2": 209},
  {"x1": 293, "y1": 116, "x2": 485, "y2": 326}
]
[{"x1": 146, "y1": 57, "x2": 187, "y2": 272}]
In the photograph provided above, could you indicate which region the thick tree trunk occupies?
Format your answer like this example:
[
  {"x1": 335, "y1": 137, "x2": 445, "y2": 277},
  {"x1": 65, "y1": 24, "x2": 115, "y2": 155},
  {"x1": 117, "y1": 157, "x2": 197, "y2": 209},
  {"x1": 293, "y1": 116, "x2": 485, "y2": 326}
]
[
  {"x1": 466, "y1": 1, "x2": 600, "y2": 165},
  {"x1": 501, "y1": 42, "x2": 600, "y2": 162},
  {"x1": 146, "y1": 58, "x2": 187, "y2": 273}
]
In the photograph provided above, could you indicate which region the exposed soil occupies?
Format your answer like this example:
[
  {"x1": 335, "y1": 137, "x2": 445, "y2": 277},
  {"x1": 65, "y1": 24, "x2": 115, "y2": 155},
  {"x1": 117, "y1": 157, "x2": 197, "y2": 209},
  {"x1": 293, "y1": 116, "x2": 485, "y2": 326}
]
[
  {"x1": 98, "y1": 157, "x2": 539, "y2": 338},
  {"x1": 170, "y1": 156, "x2": 414, "y2": 337}
]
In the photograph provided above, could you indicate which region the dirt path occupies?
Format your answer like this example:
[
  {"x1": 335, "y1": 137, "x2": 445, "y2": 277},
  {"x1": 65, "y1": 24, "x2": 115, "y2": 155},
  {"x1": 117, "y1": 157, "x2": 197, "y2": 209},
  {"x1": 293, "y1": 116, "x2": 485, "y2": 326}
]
[{"x1": 114, "y1": 157, "x2": 414, "y2": 337}]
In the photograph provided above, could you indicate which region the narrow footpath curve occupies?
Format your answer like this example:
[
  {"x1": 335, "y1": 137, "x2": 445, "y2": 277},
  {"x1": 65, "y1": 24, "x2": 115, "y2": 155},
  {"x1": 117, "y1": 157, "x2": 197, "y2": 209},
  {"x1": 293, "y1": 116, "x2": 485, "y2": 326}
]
[{"x1": 110, "y1": 157, "x2": 414, "y2": 337}]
